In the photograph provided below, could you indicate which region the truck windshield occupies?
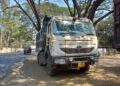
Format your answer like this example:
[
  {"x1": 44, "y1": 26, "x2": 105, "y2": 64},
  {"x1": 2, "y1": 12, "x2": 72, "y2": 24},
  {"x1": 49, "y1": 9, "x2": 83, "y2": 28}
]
[{"x1": 53, "y1": 20, "x2": 95, "y2": 35}]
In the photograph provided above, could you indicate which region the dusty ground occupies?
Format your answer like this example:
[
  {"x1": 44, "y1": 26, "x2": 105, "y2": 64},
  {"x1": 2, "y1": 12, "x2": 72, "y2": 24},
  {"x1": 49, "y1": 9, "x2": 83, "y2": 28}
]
[{"x1": 0, "y1": 54, "x2": 120, "y2": 86}]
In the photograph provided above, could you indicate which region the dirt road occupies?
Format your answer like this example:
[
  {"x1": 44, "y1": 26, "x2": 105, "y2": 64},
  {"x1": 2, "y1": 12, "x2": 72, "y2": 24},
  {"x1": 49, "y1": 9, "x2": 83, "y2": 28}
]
[{"x1": 0, "y1": 55, "x2": 120, "y2": 86}]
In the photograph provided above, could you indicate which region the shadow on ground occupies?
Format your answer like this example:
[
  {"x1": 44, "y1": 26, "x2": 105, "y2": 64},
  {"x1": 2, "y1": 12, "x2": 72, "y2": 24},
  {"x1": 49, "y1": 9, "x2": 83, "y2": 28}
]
[
  {"x1": 0, "y1": 55, "x2": 120, "y2": 86},
  {"x1": 19, "y1": 57, "x2": 120, "y2": 86}
]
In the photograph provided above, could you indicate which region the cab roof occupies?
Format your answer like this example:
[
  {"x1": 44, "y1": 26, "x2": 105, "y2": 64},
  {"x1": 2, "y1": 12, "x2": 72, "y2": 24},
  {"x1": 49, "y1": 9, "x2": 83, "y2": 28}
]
[{"x1": 51, "y1": 16, "x2": 92, "y2": 23}]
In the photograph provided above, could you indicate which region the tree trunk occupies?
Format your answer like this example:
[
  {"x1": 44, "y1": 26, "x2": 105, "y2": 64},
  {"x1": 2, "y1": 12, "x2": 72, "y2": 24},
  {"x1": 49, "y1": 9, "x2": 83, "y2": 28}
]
[
  {"x1": 72, "y1": 0, "x2": 81, "y2": 17},
  {"x1": 64, "y1": 0, "x2": 73, "y2": 16},
  {"x1": 93, "y1": 10, "x2": 113, "y2": 26},
  {"x1": 83, "y1": 0, "x2": 93, "y2": 17},
  {"x1": 87, "y1": 0, "x2": 104, "y2": 21}
]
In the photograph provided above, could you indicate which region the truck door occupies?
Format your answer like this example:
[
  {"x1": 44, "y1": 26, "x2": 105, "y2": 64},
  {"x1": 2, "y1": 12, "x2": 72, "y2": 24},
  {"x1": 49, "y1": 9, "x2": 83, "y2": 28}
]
[{"x1": 41, "y1": 16, "x2": 51, "y2": 51}]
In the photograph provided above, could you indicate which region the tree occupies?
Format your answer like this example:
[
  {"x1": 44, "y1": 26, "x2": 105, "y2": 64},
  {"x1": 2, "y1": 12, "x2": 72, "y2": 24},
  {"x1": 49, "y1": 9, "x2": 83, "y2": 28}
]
[
  {"x1": 96, "y1": 16, "x2": 114, "y2": 47},
  {"x1": 12, "y1": 0, "x2": 70, "y2": 32},
  {"x1": 0, "y1": 1, "x2": 34, "y2": 48},
  {"x1": 64, "y1": 0, "x2": 113, "y2": 26},
  {"x1": 0, "y1": 0, "x2": 9, "y2": 16},
  {"x1": 13, "y1": 0, "x2": 41, "y2": 32},
  {"x1": 1, "y1": 0, "x2": 114, "y2": 32},
  {"x1": 40, "y1": 2, "x2": 69, "y2": 16},
  {"x1": 0, "y1": 16, "x2": 33, "y2": 48}
]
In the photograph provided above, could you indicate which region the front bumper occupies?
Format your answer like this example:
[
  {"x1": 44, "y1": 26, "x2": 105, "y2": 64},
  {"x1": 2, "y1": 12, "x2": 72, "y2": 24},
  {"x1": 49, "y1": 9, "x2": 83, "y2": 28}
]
[
  {"x1": 53, "y1": 55, "x2": 99, "y2": 70},
  {"x1": 52, "y1": 54, "x2": 100, "y2": 69}
]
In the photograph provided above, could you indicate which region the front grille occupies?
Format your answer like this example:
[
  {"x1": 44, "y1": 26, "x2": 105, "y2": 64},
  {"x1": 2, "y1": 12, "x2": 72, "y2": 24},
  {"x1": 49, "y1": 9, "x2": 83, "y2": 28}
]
[
  {"x1": 61, "y1": 47, "x2": 94, "y2": 54},
  {"x1": 73, "y1": 57, "x2": 89, "y2": 61}
]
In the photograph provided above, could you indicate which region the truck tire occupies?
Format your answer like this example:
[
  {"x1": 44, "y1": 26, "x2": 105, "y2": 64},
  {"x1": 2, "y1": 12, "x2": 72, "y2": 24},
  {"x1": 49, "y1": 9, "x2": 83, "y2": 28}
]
[
  {"x1": 37, "y1": 52, "x2": 40, "y2": 64},
  {"x1": 116, "y1": 48, "x2": 120, "y2": 52},
  {"x1": 46, "y1": 51, "x2": 56, "y2": 76},
  {"x1": 24, "y1": 50, "x2": 27, "y2": 55},
  {"x1": 80, "y1": 63, "x2": 90, "y2": 73},
  {"x1": 37, "y1": 52, "x2": 45, "y2": 66}
]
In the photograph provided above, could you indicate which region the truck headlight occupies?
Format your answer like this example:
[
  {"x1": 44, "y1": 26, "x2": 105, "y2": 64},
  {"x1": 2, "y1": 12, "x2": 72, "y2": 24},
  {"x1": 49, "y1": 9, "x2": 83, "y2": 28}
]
[{"x1": 54, "y1": 59, "x2": 66, "y2": 64}]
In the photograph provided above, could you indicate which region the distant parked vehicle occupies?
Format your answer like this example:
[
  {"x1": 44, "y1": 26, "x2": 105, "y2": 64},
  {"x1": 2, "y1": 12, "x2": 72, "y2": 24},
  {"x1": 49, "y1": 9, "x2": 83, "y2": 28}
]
[{"x1": 24, "y1": 46, "x2": 31, "y2": 55}]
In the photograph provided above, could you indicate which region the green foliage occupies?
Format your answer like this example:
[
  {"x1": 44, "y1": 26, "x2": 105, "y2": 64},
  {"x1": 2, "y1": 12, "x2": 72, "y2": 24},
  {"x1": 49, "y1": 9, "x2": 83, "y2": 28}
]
[
  {"x1": 0, "y1": 16, "x2": 33, "y2": 48},
  {"x1": 40, "y1": 2, "x2": 70, "y2": 16},
  {"x1": 96, "y1": 16, "x2": 114, "y2": 47},
  {"x1": 0, "y1": 1, "x2": 73, "y2": 48}
]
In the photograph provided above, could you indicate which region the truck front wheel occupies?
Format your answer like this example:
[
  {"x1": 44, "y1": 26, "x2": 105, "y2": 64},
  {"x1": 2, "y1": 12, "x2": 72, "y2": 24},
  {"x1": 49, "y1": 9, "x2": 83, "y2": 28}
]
[
  {"x1": 80, "y1": 63, "x2": 90, "y2": 73},
  {"x1": 37, "y1": 52, "x2": 40, "y2": 64},
  {"x1": 46, "y1": 51, "x2": 56, "y2": 76},
  {"x1": 37, "y1": 52, "x2": 46, "y2": 66}
]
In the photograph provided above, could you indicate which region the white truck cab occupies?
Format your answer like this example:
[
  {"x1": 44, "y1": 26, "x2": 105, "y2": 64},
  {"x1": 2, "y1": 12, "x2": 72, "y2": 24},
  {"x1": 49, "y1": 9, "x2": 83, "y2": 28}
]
[{"x1": 37, "y1": 16, "x2": 99, "y2": 76}]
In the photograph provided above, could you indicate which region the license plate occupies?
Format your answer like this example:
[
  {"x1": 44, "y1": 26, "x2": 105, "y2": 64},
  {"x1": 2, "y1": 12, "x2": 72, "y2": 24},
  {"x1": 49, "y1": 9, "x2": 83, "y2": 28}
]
[{"x1": 78, "y1": 62, "x2": 85, "y2": 69}]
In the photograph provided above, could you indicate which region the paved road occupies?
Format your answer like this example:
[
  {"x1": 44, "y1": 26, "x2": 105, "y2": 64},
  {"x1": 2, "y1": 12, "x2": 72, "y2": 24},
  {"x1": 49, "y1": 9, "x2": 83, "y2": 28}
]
[
  {"x1": 0, "y1": 52, "x2": 26, "y2": 79},
  {"x1": 0, "y1": 54, "x2": 120, "y2": 86}
]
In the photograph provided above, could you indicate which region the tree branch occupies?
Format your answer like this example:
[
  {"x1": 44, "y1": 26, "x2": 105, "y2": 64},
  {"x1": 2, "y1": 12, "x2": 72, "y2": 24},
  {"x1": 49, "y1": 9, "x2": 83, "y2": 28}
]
[
  {"x1": 64, "y1": 0, "x2": 73, "y2": 16},
  {"x1": 97, "y1": 8, "x2": 112, "y2": 11},
  {"x1": 29, "y1": 0, "x2": 41, "y2": 31},
  {"x1": 14, "y1": 0, "x2": 39, "y2": 31},
  {"x1": 83, "y1": 0, "x2": 93, "y2": 17},
  {"x1": 88, "y1": 0, "x2": 105, "y2": 21},
  {"x1": 72, "y1": 0, "x2": 81, "y2": 18},
  {"x1": 73, "y1": 3, "x2": 76, "y2": 17},
  {"x1": 38, "y1": 0, "x2": 40, "y2": 6},
  {"x1": 3, "y1": 6, "x2": 19, "y2": 12},
  {"x1": 94, "y1": 10, "x2": 114, "y2": 26}
]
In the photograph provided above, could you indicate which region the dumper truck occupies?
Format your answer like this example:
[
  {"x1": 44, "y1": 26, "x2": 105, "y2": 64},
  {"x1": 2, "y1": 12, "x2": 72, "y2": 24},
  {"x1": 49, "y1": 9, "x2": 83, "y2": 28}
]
[{"x1": 36, "y1": 16, "x2": 99, "y2": 76}]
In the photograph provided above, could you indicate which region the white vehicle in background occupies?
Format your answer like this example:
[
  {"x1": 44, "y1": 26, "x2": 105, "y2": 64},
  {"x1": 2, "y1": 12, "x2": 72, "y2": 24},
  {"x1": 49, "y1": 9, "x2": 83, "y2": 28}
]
[{"x1": 36, "y1": 16, "x2": 99, "y2": 76}]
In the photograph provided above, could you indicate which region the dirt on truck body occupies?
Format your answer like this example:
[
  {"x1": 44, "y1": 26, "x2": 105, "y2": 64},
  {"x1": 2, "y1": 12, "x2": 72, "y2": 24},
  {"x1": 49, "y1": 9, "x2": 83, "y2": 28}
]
[{"x1": 36, "y1": 16, "x2": 99, "y2": 76}]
